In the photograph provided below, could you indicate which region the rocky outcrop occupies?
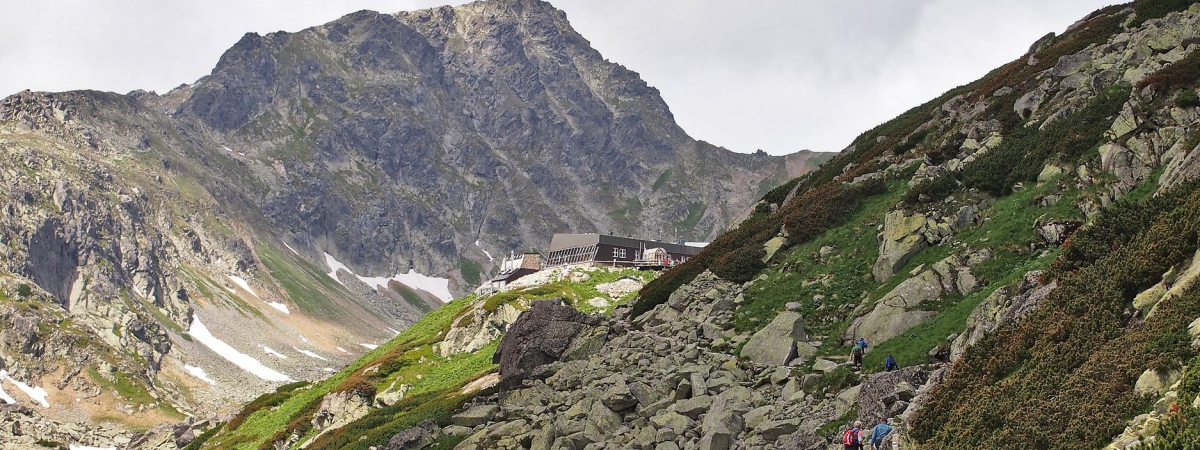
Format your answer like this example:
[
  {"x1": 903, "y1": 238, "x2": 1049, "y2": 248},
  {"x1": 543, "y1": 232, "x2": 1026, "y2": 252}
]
[
  {"x1": 850, "y1": 250, "x2": 990, "y2": 345},
  {"x1": 438, "y1": 303, "x2": 523, "y2": 357},
  {"x1": 445, "y1": 271, "x2": 864, "y2": 449},
  {"x1": 856, "y1": 367, "x2": 929, "y2": 426},
  {"x1": 950, "y1": 270, "x2": 1056, "y2": 361},
  {"x1": 384, "y1": 419, "x2": 440, "y2": 450},
  {"x1": 493, "y1": 299, "x2": 599, "y2": 390}
]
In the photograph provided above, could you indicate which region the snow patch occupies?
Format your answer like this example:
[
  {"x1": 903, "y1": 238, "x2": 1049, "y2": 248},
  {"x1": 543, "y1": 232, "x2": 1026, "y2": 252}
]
[
  {"x1": 284, "y1": 242, "x2": 300, "y2": 255},
  {"x1": 226, "y1": 275, "x2": 260, "y2": 299},
  {"x1": 322, "y1": 368, "x2": 336, "y2": 373},
  {"x1": 292, "y1": 347, "x2": 329, "y2": 361},
  {"x1": 267, "y1": 302, "x2": 290, "y2": 314},
  {"x1": 1, "y1": 371, "x2": 49, "y2": 407},
  {"x1": 385, "y1": 327, "x2": 401, "y2": 336},
  {"x1": 189, "y1": 315, "x2": 292, "y2": 382},
  {"x1": 323, "y1": 253, "x2": 350, "y2": 285},
  {"x1": 222, "y1": 145, "x2": 234, "y2": 153},
  {"x1": 263, "y1": 346, "x2": 288, "y2": 359},
  {"x1": 184, "y1": 365, "x2": 216, "y2": 386},
  {"x1": 324, "y1": 253, "x2": 453, "y2": 302},
  {"x1": 337, "y1": 347, "x2": 351, "y2": 355},
  {"x1": 70, "y1": 446, "x2": 117, "y2": 450},
  {"x1": 360, "y1": 343, "x2": 379, "y2": 350},
  {"x1": 475, "y1": 240, "x2": 494, "y2": 261},
  {"x1": 0, "y1": 371, "x2": 16, "y2": 405}
]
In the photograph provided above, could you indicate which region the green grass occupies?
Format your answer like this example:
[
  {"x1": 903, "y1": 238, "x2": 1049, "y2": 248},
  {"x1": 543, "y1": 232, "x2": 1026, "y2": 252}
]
[
  {"x1": 652, "y1": 170, "x2": 672, "y2": 191},
  {"x1": 460, "y1": 256, "x2": 484, "y2": 288},
  {"x1": 206, "y1": 296, "x2": 477, "y2": 448},
  {"x1": 733, "y1": 182, "x2": 903, "y2": 336},
  {"x1": 389, "y1": 281, "x2": 434, "y2": 314},
  {"x1": 678, "y1": 201, "x2": 708, "y2": 234},
  {"x1": 257, "y1": 245, "x2": 350, "y2": 319}
]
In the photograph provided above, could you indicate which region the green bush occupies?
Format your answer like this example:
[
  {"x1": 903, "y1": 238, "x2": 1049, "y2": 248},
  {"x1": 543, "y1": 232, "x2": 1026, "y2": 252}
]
[
  {"x1": 16, "y1": 283, "x2": 32, "y2": 297},
  {"x1": 711, "y1": 245, "x2": 766, "y2": 283},
  {"x1": 1138, "y1": 48, "x2": 1200, "y2": 90},
  {"x1": 1130, "y1": 0, "x2": 1198, "y2": 27},
  {"x1": 1176, "y1": 89, "x2": 1200, "y2": 108},
  {"x1": 910, "y1": 182, "x2": 1200, "y2": 449}
]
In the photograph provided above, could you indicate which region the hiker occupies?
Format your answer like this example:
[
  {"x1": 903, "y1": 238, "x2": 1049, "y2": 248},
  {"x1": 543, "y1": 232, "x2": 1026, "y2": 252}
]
[
  {"x1": 932, "y1": 344, "x2": 950, "y2": 364},
  {"x1": 851, "y1": 343, "x2": 864, "y2": 371},
  {"x1": 857, "y1": 337, "x2": 868, "y2": 351},
  {"x1": 884, "y1": 354, "x2": 899, "y2": 372},
  {"x1": 842, "y1": 420, "x2": 864, "y2": 449},
  {"x1": 869, "y1": 419, "x2": 895, "y2": 450}
]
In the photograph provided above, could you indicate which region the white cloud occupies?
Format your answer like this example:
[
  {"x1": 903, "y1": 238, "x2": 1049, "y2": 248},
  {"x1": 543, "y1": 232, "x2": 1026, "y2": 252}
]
[{"x1": 0, "y1": 0, "x2": 1117, "y2": 154}]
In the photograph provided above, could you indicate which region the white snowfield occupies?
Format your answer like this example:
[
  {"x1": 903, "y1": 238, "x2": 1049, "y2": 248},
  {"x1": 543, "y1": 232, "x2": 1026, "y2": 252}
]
[
  {"x1": 324, "y1": 253, "x2": 453, "y2": 302},
  {"x1": 284, "y1": 242, "x2": 301, "y2": 255},
  {"x1": 184, "y1": 365, "x2": 217, "y2": 386},
  {"x1": 337, "y1": 347, "x2": 351, "y2": 355},
  {"x1": 1, "y1": 370, "x2": 50, "y2": 407},
  {"x1": 70, "y1": 446, "x2": 117, "y2": 450},
  {"x1": 267, "y1": 302, "x2": 290, "y2": 314},
  {"x1": 476, "y1": 240, "x2": 494, "y2": 261},
  {"x1": 189, "y1": 315, "x2": 292, "y2": 382},
  {"x1": 228, "y1": 275, "x2": 290, "y2": 314},
  {"x1": 360, "y1": 343, "x2": 379, "y2": 350},
  {"x1": 263, "y1": 346, "x2": 288, "y2": 359},
  {"x1": 0, "y1": 370, "x2": 17, "y2": 405},
  {"x1": 293, "y1": 347, "x2": 329, "y2": 361},
  {"x1": 226, "y1": 275, "x2": 259, "y2": 298}
]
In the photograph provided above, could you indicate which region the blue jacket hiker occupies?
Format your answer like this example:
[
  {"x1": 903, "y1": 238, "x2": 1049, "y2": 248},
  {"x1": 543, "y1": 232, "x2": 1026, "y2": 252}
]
[
  {"x1": 857, "y1": 337, "x2": 868, "y2": 350},
  {"x1": 870, "y1": 421, "x2": 894, "y2": 449},
  {"x1": 885, "y1": 354, "x2": 898, "y2": 372}
]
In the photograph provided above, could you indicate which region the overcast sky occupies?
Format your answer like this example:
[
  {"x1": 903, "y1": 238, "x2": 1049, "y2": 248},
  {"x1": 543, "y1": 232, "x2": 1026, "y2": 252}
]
[{"x1": 0, "y1": 0, "x2": 1116, "y2": 154}]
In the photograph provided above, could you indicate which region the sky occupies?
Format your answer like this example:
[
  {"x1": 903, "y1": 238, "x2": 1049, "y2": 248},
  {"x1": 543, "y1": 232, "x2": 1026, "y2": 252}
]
[{"x1": 0, "y1": 0, "x2": 1117, "y2": 154}]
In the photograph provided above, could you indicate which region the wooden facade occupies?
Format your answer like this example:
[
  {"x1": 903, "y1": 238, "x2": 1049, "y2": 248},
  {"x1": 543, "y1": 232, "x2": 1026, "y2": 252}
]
[{"x1": 544, "y1": 234, "x2": 702, "y2": 268}]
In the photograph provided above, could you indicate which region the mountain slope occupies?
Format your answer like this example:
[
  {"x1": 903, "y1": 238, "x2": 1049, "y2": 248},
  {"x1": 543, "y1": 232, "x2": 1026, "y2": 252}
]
[
  {"x1": 0, "y1": 0, "x2": 826, "y2": 445},
  {"x1": 187, "y1": 1, "x2": 1200, "y2": 450},
  {"x1": 152, "y1": 0, "x2": 828, "y2": 292}
]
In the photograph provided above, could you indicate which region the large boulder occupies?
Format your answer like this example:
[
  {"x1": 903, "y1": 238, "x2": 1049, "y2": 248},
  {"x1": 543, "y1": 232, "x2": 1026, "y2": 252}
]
[
  {"x1": 740, "y1": 311, "x2": 815, "y2": 366},
  {"x1": 493, "y1": 299, "x2": 599, "y2": 390},
  {"x1": 849, "y1": 251, "x2": 988, "y2": 345},
  {"x1": 872, "y1": 210, "x2": 930, "y2": 282},
  {"x1": 438, "y1": 302, "x2": 522, "y2": 357},
  {"x1": 383, "y1": 419, "x2": 438, "y2": 450}
]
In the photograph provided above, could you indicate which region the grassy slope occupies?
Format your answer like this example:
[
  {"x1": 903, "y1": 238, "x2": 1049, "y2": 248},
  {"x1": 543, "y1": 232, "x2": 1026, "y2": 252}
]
[{"x1": 204, "y1": 267, "x2": 656, "y2": 449}]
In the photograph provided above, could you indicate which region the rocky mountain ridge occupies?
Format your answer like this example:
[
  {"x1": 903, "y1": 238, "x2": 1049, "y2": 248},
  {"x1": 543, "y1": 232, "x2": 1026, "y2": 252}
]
[
  {"x1": 177, "y1": 1, "x2": 1200, "y2": 449},
  {"x1": 0, "y1": 0, "x2": 825, "y2": 446}
]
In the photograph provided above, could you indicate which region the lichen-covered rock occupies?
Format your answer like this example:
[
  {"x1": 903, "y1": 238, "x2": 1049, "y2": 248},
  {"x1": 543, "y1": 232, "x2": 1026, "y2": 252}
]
[{"x1": 872, "y1": 210, "x2": 930, "y2": 282}]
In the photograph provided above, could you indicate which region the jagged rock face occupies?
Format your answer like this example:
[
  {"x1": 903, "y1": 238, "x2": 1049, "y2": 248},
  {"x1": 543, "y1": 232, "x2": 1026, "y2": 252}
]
[{"x1": 155, "y1": 0, "x2": 826, "y2": 290}]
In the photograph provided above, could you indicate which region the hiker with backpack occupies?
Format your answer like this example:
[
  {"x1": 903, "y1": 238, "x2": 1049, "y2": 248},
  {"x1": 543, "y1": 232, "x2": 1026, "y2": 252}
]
[
  {"x1": 851, "y1": 343, "x2": 864, "y2": 371},
  {"x1": 857, "y1": 337, "x2": 868, "y2": 350},
  {"x1": 869, "y1": 419, "x2": 895, "y2": 450},
  {"x1": 842, "y1": 420, "x2": 864, "y2": 449},
  {"x1": 884, "y1": 354, "x2": 899, "y2": 372}
]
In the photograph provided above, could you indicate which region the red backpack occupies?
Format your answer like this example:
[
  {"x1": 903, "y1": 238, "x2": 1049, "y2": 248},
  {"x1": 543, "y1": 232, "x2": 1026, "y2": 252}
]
[{"x1": 842, "y1": 428, "x2": 858, "y2": 446}]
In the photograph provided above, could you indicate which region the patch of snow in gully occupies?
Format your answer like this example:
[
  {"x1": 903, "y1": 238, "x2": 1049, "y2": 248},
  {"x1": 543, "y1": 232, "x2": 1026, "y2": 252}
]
[
  {"x1": 189, "y1": 315, "x2": 292, "y2": 382},
  {"x1": 324, "y1": 253, "x2": 453, "y2": 302},
  {"x1": 263, "y1": 346, "x2": 288, "y2": 359},
  {"x1": 184, "y1": 365, "x2": 217, "y2": 386},
  {"x1": 292, "y1": 347, "x2": 329, "y2": 361}
]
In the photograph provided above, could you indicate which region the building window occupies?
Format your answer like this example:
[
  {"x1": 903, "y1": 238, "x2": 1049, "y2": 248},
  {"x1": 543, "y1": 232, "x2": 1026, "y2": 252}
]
[{"x1": 613, "y1": 248, "x2": 626, "y2": 259}]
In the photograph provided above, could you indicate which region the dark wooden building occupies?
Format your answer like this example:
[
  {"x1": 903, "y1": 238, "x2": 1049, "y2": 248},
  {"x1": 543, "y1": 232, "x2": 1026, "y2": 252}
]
[{"x1": 544, "y1": 233, "x2": 702, "y2": 268}]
